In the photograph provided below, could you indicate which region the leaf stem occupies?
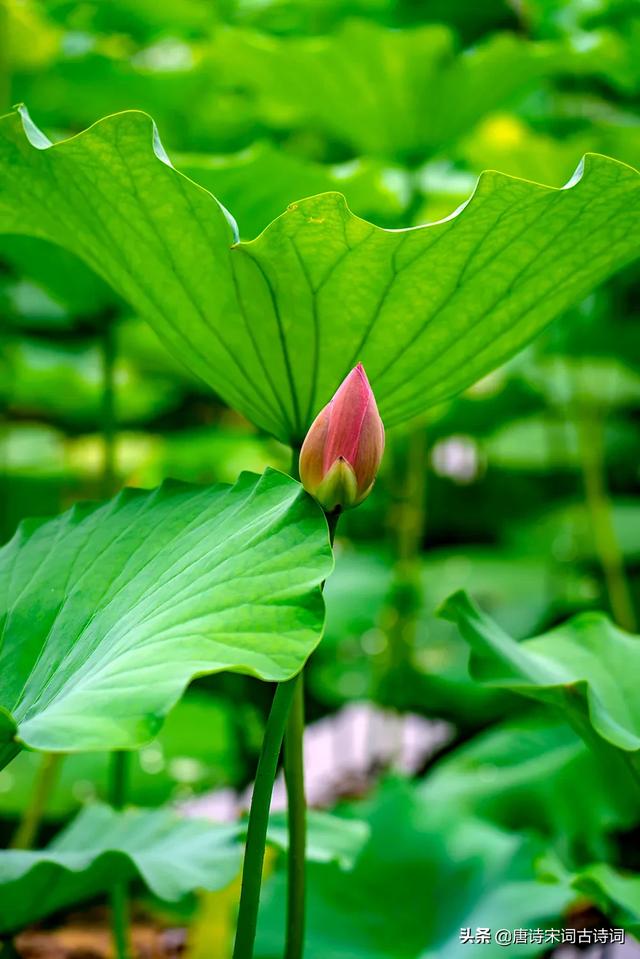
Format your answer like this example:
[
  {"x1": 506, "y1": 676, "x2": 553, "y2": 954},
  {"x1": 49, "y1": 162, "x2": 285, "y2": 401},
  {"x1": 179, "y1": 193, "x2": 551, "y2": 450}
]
[
  {"x1": 575, "y1": 408, "x2": 636, "y2": 632},
  {"x1": 10, "y1": 753, "x2": 63, "y2": 849},
  {"x1": 232, "y1": 679, "x2": 298, "y2": 959},
  {"x1": 109, "y1": 750, "x2": 128, "y2": 810},
  {"x1": 282, "y1": 509, "x2": 339, "y2": 959},
  {"x1": 109, "y1": 752, "x2": 130, "y2": 959},
  {"x1": 233, "y1": 449, "x2": 339, "y2": 959},
  {"x1": 110, "y1": 882, "x2": 130, "y2": 959},
  {"x1": 283, "y1": 674, "x2": 306, "y2": 959}
]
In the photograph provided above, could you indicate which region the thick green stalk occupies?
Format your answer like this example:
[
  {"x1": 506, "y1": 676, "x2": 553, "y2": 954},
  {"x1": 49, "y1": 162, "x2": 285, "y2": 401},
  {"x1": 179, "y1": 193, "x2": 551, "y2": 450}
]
[
  {"x1": 232, "y1": 678, "x2": 298, "y2": 959},
  {"x1": 283, "y1": 445, "x2": 306, "y2": 959},
  {"x1": 10, "y1": 753, "x2": 63, "y2": 849},
  {"x1": 233, "y1": 440, "x2": 339, "y2": 959},
  {"x1": 283, "y1": 674, "x2": 306, "y2": 959},
  {"x1": 282, "y1": 509, "x2": 339, "y2": 959},
  {"x1": 102, "y1": 315, "x2": 129, "y2": 956},
  {"x1": 109, "y1": 752, "x2": 130, "y2": 959}
]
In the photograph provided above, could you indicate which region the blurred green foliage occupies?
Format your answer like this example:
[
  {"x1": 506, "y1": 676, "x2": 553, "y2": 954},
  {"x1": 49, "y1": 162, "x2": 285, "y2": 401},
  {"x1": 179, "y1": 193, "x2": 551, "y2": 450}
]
[{"x1": 1, "y1": 0, "x2": 640, "y2": 954}]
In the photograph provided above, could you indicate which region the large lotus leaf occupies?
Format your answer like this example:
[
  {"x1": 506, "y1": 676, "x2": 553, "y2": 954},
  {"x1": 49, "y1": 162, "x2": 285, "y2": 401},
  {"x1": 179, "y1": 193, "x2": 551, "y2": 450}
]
[
  {"x1": 0, "y1": 469, "x2": 332, "y2": 764},
  {"x1": 0, "y1": 803, "x2": 241, "y2": 933},
  {"x1": 440, "y1": 592, "x2": 640, "y2": 753},
  {"x1": 255, "y1": 779, "x2": 575, "y2": 959},
  {"x1": 211, "y1": 23, "x2": 559, "y2": 160},
  {"x1": 419, "y1": 712, "x2": 637, "y2": 860},
  {"x1": 1, "y1": 111, "x2": 639, "y2": 445}
]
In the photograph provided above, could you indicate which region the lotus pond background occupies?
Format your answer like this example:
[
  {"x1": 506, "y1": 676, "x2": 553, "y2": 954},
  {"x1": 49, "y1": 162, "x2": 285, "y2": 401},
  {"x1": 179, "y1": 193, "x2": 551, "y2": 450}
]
[{"x1": 1, "y1": 0, "x2": 640, "y2": 956}]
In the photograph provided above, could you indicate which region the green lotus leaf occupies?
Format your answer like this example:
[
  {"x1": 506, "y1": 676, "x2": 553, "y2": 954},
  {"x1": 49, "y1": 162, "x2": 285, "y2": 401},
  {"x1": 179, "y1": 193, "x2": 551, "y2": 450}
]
[
  {"x1": 0, "y1": 469, "x2": 331, "y2": 765},
  {"x1": 419, "y1": 712, "x2": 637, "y2": 860},
  {"x1": 0, "y1": 109, "x2": 638, "y2": 444},
  {"x1": 440, "y1": 591, "x2": 640, "y2": 753},
  {"x1": 211, "y1": 23, "x2": 559, "y2": 160},
  {"x1": 0, "y1": 803, "x2": 241, "y2": 933}
]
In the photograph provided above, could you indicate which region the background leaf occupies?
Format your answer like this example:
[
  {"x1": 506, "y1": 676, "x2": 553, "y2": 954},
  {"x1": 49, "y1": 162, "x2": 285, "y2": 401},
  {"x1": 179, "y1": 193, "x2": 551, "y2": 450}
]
[
  {"x1": 419, "y1": 712, "x2": 637, "y2": 860},
  {"x1": 0, "y1": 693, "x2": 251, "y2": 817},
  {"x1": 0, "y1": 803, "x2": 241, "y2": 933},
  {"x1": 440, "y1": 591, "x2": 640, "y2": 752},
  {"x1": 0, "y1": 803, "x2": 368, "y2": 933},
  {"x1": 209, "y1": 23, "x2": 557, "y2": 160}
]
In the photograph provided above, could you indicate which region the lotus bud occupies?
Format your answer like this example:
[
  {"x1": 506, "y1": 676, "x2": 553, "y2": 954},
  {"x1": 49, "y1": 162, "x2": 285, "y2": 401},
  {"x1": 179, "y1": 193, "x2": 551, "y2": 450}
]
[{"x1": 299, "y1": 363, "x2": 385, "y2": 512}]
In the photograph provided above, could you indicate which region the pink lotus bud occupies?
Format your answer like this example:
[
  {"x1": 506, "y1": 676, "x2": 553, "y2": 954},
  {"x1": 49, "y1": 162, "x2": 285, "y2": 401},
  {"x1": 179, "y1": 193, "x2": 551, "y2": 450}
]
[{"x1": 299, "y1": 364, "x2": 385, "y2": 512}]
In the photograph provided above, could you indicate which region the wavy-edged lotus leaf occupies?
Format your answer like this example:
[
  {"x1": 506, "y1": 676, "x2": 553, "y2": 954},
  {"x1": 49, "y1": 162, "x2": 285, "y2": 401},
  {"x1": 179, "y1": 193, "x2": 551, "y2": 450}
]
[
  {"x1": 440, "y1": 591, "x2": 640, "y2": 753},
  {"x1": 0, "y1": 469, "x2": 331, "y2": 764},
  {"x1": 0, "y1": 110, "x2": 639, "y2": 444},
  {"x1": 0, "y1": 803, "x2": 241, "y2": 933}
]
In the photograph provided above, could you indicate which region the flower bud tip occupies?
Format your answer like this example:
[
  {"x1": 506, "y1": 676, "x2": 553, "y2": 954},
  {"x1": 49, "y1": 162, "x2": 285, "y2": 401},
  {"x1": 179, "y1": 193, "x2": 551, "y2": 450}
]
[{"x1": 299, "y1": 364, "x2": 384, "y2": 512}]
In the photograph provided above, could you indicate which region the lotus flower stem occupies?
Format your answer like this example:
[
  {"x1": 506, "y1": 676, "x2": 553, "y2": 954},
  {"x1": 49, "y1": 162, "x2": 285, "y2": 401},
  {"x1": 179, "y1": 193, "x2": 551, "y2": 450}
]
[
  {"x1": 283, "y1": 510, "x2": 339, "y2": 959},
  {"x1": 109, "y1": 751, "x2": 131, "y2": 959},
  {"x1": 283, "y1": 673, "x2": 306, "y2": 959},
  {"x1": 232, "y1": 678, "x2": 298, "y2": 959}
]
